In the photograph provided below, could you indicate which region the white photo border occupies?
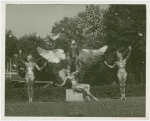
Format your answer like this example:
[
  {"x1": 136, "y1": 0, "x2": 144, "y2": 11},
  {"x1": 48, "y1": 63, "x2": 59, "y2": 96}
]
[{"x1": 1, "y1": 1, "x2": 150, "y2": 120}]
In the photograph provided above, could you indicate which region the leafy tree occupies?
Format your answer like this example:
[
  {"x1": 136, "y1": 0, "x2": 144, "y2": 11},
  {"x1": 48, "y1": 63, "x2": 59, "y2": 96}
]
[
  {"x1": 6, "y1": 5, "x2": 146, "y2": 86},
  {"x1": 102, "y1": 5, "x2": 146, "y2": 85},
  {"x1": 5, "y1": 30, "x2": 18, "y2": 62}
]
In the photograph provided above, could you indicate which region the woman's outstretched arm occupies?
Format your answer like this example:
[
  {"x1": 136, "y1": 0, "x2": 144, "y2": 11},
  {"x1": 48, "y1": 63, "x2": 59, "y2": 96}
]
[
  {"x1": 36, "y1": 62, "x2": 47, "y2": 71},
  {"x1": 55, "y1": 77, "x2": 69, "y2": 86},
  {"x1": 72, "y1": 66, "x2": 81, "y2": 75},
  {"x1": 104, "y1": 61, "x2": 117, "y2": 68},
  {"x1": 72, "y1": 69, "x2": 80, "y2": 75}
]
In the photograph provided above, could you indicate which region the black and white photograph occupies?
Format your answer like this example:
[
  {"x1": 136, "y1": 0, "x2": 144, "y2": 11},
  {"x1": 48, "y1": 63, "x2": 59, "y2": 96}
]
[{"x1": 1, "y1": 1, "x2": 149, "y2": 119}]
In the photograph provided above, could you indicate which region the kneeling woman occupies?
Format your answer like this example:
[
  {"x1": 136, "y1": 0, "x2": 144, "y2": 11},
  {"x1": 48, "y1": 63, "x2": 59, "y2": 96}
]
[
  {"x1": 104, "y1": 46, "x2": 132, "y2": 101},
  {"x1": 56, "y1": 68, "x2": 98, "y2": 101},
  {"x1": 19, "y1": 50, "x2": 47, "y2": 103}
]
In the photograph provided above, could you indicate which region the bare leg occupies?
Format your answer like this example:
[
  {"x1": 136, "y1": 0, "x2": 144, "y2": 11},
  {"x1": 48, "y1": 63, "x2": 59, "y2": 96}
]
[
  {"x1": 30, "y1": 77, "x2": 35, "y2": 103},
  {"x1": 84, "y1": 85, "x2": 98, "y2": 101},
  {"x1": 84, "y1": 85, "x2": 91, "y2": 101},
  {"x1": 120, "y1": 79, "x2": 126, "y2": 101},
  {"x1": 86, "y1": 95, "x2": 91, "y2": 101},
  {"x1": 85, "y1": 85, "x2": 91, "y2": 101},
  {"x1": 27, "y1": 87, "x2": 30, "y2": 102},
  {"x1": 30, "y1": 87, "x2": 33, "y2": 103},
  {"x1": 77, "y1": 84, "x2": 99, "y2": 101},
  {"x1": 25, "y1": 77, "x2": 30, "y2": 102},
  {"x1": 86, "y1": 90, "x2": 99, "y2": 101},
  {"x1": 118, "y1": 75, "x2": 127, "y2": 101}
]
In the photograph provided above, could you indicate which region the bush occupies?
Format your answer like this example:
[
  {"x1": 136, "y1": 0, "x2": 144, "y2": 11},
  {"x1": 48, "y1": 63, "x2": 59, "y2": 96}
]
[{"x1": 5, "y1": 85, "x2": 145, "y2": 103}]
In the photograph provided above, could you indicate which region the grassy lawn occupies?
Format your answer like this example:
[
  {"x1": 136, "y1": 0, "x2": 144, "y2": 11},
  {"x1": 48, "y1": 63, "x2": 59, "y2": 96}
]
[
  {"x1": 5, "y1": 97, "x2": 145, "y2": 117},
  {"x1": 5, "y1": 85, "x2": 146, "y2": 103}
]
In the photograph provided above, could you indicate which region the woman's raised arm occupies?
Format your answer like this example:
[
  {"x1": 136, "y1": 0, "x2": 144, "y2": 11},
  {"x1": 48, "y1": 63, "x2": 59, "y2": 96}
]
[
  {"x1": 18, "y1": 50, "x2": 26, "y2": 65},
  {"x1": 125, "y1": 46, "x2": 132, "y2": 62}
]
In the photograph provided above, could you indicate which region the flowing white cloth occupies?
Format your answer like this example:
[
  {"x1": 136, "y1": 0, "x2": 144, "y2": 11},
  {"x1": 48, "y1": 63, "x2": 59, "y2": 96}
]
[
  {"x1": 37, "y1": 46, "x2": 66, "y2": 63},
  {"x1": 78, "y1": 45, "x2": 108, "y2": 62}
]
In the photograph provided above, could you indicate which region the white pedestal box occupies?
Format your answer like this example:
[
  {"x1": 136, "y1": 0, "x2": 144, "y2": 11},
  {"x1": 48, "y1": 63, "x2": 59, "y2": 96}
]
[{"x1": 66, "y1": 89, "x2": 84, "y2": 101}]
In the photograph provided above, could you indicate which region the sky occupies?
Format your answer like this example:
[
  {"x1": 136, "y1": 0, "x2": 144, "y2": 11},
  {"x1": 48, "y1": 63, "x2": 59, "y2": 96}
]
[{"x1": 6, "y1": 4, "x2": 108, "y2": 38}]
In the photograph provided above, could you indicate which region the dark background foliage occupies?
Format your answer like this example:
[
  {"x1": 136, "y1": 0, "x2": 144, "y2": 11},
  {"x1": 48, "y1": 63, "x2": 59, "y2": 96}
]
[{"x1": 5, "y1": 5, "x2": 146, "y2": 86}]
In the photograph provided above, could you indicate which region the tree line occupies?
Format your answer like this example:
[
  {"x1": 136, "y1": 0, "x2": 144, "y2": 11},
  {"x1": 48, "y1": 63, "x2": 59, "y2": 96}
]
[{"x1": 6, "y1": 5, "x2": 146, "y2": 86}]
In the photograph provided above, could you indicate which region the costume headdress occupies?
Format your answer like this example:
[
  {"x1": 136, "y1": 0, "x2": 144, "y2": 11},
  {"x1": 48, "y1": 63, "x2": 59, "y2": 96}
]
[
  {"x1": 27, "y1": 54, "x2": 33, "y2": 61},
  {"x1": 117, "y1": 51, "x2": 123, "y2": 59}
]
